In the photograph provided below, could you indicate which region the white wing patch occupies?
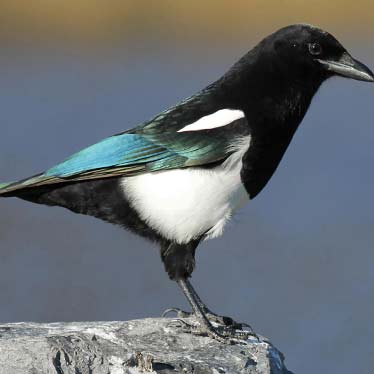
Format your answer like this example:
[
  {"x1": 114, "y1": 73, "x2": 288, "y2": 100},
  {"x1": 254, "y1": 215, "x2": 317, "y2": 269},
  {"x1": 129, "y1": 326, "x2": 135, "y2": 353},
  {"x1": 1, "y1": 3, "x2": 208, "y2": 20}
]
[{"x1": 177, "y1": 109, "x2": 245, "y2": 132}]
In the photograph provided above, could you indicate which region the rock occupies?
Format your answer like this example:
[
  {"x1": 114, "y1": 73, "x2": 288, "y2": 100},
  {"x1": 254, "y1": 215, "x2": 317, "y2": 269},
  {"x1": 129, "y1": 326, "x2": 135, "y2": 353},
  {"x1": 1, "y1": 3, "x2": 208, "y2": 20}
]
[{"x1": 0, "y1": 318, "x2": 293, "y2": 373}]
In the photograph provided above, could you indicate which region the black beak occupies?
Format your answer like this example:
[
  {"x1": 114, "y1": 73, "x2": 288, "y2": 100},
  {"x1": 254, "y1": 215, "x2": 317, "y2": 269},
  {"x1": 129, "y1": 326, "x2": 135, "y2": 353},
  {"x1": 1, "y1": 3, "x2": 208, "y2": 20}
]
[{"x1": 317, "y1": 52, "x2": 374, "y2": 82}]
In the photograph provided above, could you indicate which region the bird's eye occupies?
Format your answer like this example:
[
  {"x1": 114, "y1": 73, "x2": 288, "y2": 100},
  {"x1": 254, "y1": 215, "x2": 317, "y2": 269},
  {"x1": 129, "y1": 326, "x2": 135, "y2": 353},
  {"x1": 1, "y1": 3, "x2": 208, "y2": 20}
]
[{"x1": 308, "y1": 42, "x2": 322, "y2": 56}]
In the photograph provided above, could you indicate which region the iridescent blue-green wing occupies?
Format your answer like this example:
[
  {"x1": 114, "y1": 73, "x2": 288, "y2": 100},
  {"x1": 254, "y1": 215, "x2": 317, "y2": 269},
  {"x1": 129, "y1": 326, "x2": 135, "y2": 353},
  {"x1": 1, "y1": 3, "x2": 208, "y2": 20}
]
[
  {"x1": 44, "y1": 118, "x2": 246, "y2": 178},
  {"x1": 0, "y1": 97, "x2": 248, "y2": 194}
]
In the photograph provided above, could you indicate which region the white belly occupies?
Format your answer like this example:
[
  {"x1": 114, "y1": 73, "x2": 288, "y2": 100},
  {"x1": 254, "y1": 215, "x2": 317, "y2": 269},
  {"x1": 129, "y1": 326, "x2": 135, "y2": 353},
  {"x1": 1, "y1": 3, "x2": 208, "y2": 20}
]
[{"x1": 121, "y1": 140, "x2": 250, "y2": 244}]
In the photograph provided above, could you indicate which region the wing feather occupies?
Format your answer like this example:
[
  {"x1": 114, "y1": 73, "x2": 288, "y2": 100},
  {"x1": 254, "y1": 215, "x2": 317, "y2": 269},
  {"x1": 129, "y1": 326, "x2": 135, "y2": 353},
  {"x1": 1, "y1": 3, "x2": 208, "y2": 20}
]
[{"x1": 0, "y1": 103, "x2": 249, "y2": 195}]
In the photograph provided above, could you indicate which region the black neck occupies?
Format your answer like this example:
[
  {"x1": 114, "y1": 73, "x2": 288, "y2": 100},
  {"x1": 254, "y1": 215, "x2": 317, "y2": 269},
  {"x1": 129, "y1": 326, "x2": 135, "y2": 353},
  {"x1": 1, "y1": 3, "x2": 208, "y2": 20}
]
[{"x1": 218, "y1": 60, "x2": 324, "y2": 198}]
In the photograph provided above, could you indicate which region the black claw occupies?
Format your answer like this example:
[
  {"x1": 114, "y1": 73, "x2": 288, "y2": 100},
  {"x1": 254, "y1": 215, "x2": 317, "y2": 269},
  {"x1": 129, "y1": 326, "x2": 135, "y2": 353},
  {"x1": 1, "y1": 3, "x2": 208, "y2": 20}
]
[
  {"x1": 222, "y1": 316, "x2": 235, "y2": 326},
  {"x1": 162, "y1": 308, "x2": 192, "y2": 318},
  {"x1": 166, "y1": 316, "x2": 228, "y2": 343},
  {"x1": 164, "y1": 280, "x2": 257, "y2": 344},
  {"x1": 216, "y1": 325, "x2": 260, "y2": 342},
  {"x1": 167, "y1": 318, "x2": 254, "y2": 344},
  {"x1": 167, "y1": 318, "x2": 196, "y2": 330},
  {"x1": 162, "y1": 308, "x2": 180, "y2": 318},
  {"x1": 162, "y1": 307, "x2": 257, "y2": 341},
  {"x1": 204, "y1": 312, "x2": 253, "y2": 332}
]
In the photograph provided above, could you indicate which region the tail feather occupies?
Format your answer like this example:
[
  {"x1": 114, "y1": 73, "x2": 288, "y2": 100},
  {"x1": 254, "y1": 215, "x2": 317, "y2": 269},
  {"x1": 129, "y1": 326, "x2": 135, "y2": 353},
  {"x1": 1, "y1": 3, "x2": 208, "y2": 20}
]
[
  {"x1": 0, "y1": 181, "x2": 17, "y2": 195},
  {"x1": 0, "y1": 167, "x2": 137, "y2": 197},
  {"x1": 0, "y1": 182, "x2": 13, "y2": 189},
  {"x1": 0, "y1": 174, "x2": 51, "y2": 196}
]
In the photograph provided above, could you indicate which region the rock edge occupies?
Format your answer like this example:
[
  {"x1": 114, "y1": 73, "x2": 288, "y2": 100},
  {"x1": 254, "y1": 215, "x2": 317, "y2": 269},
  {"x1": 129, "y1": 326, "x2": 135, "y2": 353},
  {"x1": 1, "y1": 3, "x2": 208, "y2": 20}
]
[{"x1": 0, "y1": 318, "x2": 293, "y2": 373}]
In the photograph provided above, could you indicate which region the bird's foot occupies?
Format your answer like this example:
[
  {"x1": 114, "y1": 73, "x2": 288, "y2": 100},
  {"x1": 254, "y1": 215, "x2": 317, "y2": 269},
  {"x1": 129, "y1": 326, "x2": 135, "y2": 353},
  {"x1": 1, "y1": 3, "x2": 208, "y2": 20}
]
[
  {"x1": 162, "y1": 307, "x2": 191, "y2": 319},
  {"x1": 162, "y1": 307, "x2": 252, "y2": 331},
  {"x1": 167, "y1": 318, "x2": 258, "y2": 343},
  {"x1": 168, "y1": 318, "x2": 228, "y2": 343}
]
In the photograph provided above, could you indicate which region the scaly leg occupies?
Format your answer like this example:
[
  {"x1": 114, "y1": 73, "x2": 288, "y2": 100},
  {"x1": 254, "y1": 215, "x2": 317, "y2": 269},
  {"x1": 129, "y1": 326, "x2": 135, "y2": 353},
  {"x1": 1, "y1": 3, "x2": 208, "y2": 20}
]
[
  {"x1": 175, "y1": 278, "x2": 228, "y2": 342},
  {"x1": 170, "y1": 278, "x2": 253, "y2": 341},
  {"x1": 163, "y1": 279, "x2": 253, "y2": 331},
  {"x1": 160, "y1": 241, "x2": 254, "y2": 341}
]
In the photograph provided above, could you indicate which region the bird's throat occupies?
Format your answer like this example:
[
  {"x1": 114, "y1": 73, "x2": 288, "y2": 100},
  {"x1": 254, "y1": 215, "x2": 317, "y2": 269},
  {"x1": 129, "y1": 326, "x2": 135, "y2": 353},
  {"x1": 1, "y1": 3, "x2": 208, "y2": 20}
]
[{"x1": 239, "y1": 80, "x2": 321, "y2": 199}]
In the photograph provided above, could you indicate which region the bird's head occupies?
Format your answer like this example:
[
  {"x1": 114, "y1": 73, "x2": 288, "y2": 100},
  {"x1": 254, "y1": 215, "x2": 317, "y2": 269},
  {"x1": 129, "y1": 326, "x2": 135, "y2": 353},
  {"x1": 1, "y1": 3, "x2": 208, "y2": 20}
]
[{"x1": 256, "y1": 24, "x2": 374, "y2": 85}]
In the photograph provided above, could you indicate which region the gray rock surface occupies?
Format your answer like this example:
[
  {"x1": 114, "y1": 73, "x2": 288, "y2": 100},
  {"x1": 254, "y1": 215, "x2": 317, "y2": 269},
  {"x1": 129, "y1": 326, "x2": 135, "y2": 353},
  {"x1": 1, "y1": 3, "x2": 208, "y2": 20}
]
[{"x1": 0, "y1": 318, "x2": 293, "y2": 373}]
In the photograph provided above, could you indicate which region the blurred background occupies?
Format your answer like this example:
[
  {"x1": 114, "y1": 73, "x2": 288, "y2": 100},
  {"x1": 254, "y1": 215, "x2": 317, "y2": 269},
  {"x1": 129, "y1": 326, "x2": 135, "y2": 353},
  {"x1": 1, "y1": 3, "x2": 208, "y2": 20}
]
[{"x1": 0, "y1": 1, "x2": 373, "y2": 373}]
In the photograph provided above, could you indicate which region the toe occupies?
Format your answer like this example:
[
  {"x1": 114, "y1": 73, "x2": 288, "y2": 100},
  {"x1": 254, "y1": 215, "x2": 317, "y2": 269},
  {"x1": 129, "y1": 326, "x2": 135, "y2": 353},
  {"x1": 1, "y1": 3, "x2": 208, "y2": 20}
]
[{"x1": 162, "y1": 308, "x2": 192, "y2": 318}]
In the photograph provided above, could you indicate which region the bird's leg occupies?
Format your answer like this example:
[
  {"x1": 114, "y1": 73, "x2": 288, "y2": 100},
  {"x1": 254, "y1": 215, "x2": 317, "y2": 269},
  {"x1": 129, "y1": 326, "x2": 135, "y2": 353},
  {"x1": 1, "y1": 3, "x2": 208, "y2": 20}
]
[
  {"x1": 160, "y1": 240, "x2": 253, "y2": 341},
  {"x1": 161, "y1": 240, "x2": 202, "y2": 318},
  {"x1": 174, "y1": 278, "x2": 227, "y2": 342},
  {"x1": 174, "y1": 278, "x2": 255, "y2": 341},
  {"x1": 161, "y1": 239, "x2": 226, "y2": 321},
  {"x1": 165, "y1": 280, "x2": 253, "y2": 331},
  {"x1": 163, "y1": 278, "x2": 252, "y2": 331},
  {"x1": 183, "y1": 279, "x2": 253, "y2": 331}
]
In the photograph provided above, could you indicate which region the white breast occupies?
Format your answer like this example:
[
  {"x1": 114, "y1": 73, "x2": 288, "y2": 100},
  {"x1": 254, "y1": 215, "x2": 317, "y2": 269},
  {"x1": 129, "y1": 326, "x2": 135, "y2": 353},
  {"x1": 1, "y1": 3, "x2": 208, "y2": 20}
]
[{"x1": 121, "y1": 136, "x2": 250, "y2": 244}]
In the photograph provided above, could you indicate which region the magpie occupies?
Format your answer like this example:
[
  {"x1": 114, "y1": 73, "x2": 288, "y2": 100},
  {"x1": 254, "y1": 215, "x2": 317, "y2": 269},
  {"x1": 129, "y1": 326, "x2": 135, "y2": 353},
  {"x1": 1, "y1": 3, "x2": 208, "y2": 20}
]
[{"x1": 0, "y1": 24, "x2": 373, "y2": 342}]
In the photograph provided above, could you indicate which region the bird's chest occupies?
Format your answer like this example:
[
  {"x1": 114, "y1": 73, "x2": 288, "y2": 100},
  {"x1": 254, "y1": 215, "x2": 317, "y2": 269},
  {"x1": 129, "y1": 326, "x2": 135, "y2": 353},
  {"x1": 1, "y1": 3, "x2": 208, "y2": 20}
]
[{"x1": 121, "y1": 160, "x2": 249, "y2": 244}]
